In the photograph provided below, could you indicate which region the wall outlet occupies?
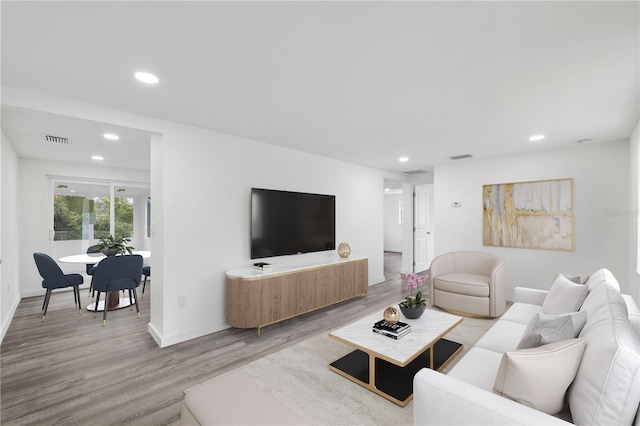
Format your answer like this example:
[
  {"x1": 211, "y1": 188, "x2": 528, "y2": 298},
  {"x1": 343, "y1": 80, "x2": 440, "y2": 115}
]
[{"x1": 178, "y1": 295, "x2": 187, "y2": 309}]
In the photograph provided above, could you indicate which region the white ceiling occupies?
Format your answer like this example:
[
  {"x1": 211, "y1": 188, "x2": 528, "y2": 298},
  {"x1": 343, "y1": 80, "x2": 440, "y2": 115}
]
[{"x1": 1, "y1": 1, "x2": 638, "y2": 174}]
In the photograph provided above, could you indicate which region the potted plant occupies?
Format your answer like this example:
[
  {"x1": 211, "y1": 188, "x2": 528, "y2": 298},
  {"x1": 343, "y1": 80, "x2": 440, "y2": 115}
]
[
  {"x1": 96, "y1": 234, "x2": 134, "y2": 256},
  {"x1": 399, "y1": 272, "x2": 429, "y2": 319}
]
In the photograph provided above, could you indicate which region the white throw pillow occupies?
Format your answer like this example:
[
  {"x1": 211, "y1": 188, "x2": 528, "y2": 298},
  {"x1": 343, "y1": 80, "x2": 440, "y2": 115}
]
[
  {"x1": 517, "y1": 312, "x2": 587, "y2": 349},
  {"x1": 542, "y1": 274, "x2": 589, "y2": 314},
  {"x1": 564, "y1": 273, "x2": 590, "y2": 285},
  {"x1": 493, "y1": 338, "x2": 586, "y2": 415}
]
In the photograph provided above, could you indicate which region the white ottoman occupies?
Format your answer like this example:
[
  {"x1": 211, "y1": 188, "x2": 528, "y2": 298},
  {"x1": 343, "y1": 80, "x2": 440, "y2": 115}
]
[{"x1": 181, "y1": 371, "x2": 305, "y2": 425}]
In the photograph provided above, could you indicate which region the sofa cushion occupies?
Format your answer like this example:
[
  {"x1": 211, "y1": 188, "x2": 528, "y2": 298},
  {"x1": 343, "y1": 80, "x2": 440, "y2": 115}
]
[
  {"x1": 585, "y1": 267, "x2": 620, "y2": 292},
  {"x1": 475, "y1": 320, "x2": 528, "y2": 354},
  {"x1": 447, "y1": 346, "x2": 505, "y2": 392},
  {"x1": 569, "y1": 284, "x2": 640, "y2": 426},
  {"x1": 500, "y1": 302, "x2": 544, "y2": 325},
  {"x1": 493, "y1": 338, "x2": 586, "y2": 415},
  {"x1": 433, "y1": 273, "x2": 490, "y2": 297},
  {"x1": 542, "y1": 274, "x2": 589, "y2": 314},
  {"x1": 517, "y1": 311, "x2": 588, "y2": 350},
  {"x1": 580, "y1": 268, "x2": 622, "y2": 314}
]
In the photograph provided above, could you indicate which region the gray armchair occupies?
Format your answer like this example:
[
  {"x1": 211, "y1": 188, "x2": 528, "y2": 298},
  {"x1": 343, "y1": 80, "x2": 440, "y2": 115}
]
[{"x1": 430, "y1": 251, "x2": 506, "y2": 317}]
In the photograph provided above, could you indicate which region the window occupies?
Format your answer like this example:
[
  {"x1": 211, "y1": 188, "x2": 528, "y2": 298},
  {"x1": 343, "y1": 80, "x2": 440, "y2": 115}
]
[{"x1": 52, "y1": 179, "x2": 148, "y2": 242}]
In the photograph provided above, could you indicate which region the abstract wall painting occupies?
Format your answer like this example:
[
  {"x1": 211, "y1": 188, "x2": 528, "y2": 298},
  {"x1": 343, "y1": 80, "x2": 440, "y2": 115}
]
[{"x1": 483, "y1": 178, "x2": 574, "y2": 251}]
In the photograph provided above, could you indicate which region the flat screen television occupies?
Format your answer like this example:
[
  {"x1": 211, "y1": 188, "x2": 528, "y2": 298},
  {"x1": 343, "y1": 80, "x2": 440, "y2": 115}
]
[{"x1": 251, "y1": 188, "x2": 336, "y2": 259}]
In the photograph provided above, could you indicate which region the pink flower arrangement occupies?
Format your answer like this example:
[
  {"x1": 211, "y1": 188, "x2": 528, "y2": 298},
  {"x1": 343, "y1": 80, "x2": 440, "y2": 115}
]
[{"x1": 400, "y1": 272, "x2": 429, "y2": 308}]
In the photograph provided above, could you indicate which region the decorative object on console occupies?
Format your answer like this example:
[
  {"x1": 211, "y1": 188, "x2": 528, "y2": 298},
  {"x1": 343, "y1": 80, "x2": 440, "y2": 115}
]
[
  {"x1": 383, "y1": 306, "x2": 400, "y2": 324},
  {"x1": 482, "y1": 178, "x2": 574, "y2": 251},
  {"x1": 96, "y1": 234, "x2": 134, "y2": 256},
  {"x1": 337, "y1": 242, "x2": 351, "y2": 258},
  {"x1": 253, "y1": 262, "x2": 272, "y2": 272},
  {"x1": 399, "y1": 272, "x2": 428, "y2": 319}
]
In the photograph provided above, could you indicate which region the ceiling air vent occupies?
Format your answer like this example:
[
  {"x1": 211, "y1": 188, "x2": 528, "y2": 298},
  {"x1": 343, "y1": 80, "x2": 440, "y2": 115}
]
[
  {"x1": 42, "y1": 134, "x2": 71, "y2": 144},
  {"x1": 448, "y1": 154, "x2": 473, "y2": 160},
  {"x1": 404, "y1": 170, "x2": 428, "y2": 175}
]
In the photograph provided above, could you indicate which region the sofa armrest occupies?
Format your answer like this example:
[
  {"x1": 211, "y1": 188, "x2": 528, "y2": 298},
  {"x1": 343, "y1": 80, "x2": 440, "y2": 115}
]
[
  {"x1": 413, "y1": 369, "x2": 571, "y2": 426},
  {"x1": 512, "y1": 287, "x2": 548, "y2": 306}
]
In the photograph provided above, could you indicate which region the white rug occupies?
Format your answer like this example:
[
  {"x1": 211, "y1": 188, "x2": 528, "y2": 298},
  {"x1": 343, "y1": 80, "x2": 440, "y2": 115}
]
[{"x1": 235, "y1": 310, "x2": 497, "y2": 425}]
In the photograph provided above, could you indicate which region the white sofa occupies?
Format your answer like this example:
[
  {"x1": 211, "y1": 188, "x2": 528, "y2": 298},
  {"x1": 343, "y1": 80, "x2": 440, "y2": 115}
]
[{"x1": 414, "y1": 268, "x2": 640, "y2": 425}]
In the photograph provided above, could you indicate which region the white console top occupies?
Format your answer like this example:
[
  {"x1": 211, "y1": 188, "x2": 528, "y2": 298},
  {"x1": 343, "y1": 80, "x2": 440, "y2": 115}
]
[{"x1": 227, "y1": 252, "x2": 366, "y2": 279}]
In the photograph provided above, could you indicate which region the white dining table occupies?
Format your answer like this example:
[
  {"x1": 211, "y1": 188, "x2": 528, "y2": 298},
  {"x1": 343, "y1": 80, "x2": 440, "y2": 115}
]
[
  {"x1": 59, "y1": 251, "x2": 151, "y2": 312},
  {"x1": 59, "y1": 250, "x2": 151, "y2": 264}
]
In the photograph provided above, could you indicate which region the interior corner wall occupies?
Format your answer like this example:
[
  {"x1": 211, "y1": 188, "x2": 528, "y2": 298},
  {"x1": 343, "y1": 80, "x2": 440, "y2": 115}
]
[
  {"x1": 1, "y1": 131, "x2": 21, "y2": 342},
  {"x1": 433, "y1": 140, "x2": 631, "y2": 299}
]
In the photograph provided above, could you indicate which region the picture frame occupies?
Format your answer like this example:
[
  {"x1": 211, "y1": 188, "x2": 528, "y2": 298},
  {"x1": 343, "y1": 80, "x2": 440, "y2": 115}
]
[{"x1": 482, "y1": 178, "x2": 574, "y2": 251}]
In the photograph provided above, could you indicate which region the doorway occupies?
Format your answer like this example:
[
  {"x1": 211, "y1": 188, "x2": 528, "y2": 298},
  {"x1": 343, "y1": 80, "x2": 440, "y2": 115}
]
[
  {"x1": 413, "y1": 184, "x2": 434, "y2": 273},
  {"x1": 383, "y1": 180, "x2": 435, "y2": 276}
]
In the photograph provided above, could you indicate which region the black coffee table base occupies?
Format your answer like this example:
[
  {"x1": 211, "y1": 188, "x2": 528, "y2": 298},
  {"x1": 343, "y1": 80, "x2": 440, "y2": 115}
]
[{"x1": 329, "y1": 338, "x2": 462, "y2": 406}]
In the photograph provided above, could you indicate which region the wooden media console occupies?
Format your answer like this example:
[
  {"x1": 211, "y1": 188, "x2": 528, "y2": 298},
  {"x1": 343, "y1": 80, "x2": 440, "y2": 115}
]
[{"x1": 226, "y1": 255, "x2": 368, "y2": 334}]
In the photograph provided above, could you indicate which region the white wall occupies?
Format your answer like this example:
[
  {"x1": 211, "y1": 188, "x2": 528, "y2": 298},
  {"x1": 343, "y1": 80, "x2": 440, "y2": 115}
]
[
  {"x1": 1, "y1": 131, "x2": 21, "y2": 342},
  {"x1": 384, "y1": 193, "x2": 403, "y2": 252},
  {"x1": 4, "y1": 86, "x2": 401, "y2": 347},
  {"x1": 434, "y1": 140, "x2": 631, "y2": 299},
  {"x1": 629, "y1": 120, "x2": 639, "y2": 304},
  {"x1": 153, "y1": 124, "x2": 389, "y2": 346}
]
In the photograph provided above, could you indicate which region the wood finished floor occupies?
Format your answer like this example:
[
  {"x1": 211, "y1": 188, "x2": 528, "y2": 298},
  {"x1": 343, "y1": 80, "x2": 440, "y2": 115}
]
[{"x1": 1, "y1": 252, "x2": 412, "y2": 425}]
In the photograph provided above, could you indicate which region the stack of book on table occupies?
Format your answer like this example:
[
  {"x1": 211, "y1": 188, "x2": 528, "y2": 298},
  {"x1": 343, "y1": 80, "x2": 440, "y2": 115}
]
[
  {"x1": 253, "y1": 262, "x2": 272, "y2": 272},
  {"x1": 372, "y1": 319, "x2": 412, "y2": 339}
]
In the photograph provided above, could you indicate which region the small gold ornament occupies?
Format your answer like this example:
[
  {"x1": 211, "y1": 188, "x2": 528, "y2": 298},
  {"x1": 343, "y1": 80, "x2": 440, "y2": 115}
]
[
  {"x1": 383, "y1": 306, "x2": 400, "y2": 324},
  {"x1": 337, "y1": 242, "x2": 351, "y2": 258}
]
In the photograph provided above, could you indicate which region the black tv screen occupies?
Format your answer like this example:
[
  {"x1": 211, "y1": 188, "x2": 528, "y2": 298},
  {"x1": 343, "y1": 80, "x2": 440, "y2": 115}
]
[{"x1": 251, "y1": 188, "x2": 336, "y2": 259}]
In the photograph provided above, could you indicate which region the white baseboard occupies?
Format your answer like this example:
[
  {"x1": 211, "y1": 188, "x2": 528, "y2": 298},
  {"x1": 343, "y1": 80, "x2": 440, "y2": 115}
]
[
  {"x1": 148, "y1": 321, "x2": 230, "y2": 348},
  {"x1": 369, "y1": 275, "x2": 385, "y2": 286},
  {"x1": 1, "y1": 293, "x2": 21, "y2": 344}
]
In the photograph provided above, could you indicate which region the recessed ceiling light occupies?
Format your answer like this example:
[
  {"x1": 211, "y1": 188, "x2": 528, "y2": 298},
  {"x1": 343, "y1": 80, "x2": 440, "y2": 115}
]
[
  {"x1": 399, "y1": 157, "x2": 409, "y2": 162},
  {"x1": 91, "y1": 155, "x2": 104, "y2": 161},
  {"x1": 529, "y1": 134, "x2": 545, "y2": 142},
  {"x1": 384, "y1": 188, "x2": 390, "y2": 191},
  {"x1": 134, "y1": 72, "x2": 159, "y2": 84},
  {"x1": 103, "y1": 133, "x2": 119, "y2": 140}
]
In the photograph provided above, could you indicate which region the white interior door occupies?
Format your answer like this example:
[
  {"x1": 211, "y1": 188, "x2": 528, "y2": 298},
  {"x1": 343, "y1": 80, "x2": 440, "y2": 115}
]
[{"x1": 414, "y1": 184, "x2": 434, "y2": 272}]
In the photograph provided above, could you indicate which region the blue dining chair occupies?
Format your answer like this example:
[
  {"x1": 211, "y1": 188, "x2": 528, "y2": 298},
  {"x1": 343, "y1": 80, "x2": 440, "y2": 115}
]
[
  {"x1": 86, "y1": 244, "x2": 102, "y2": 300},
  {"x1": 33, "y1": 253, "x2": 84, "y2": 322},
  {"x1": 90, "y1": 255, "x2": 143, "y2": 326},
  {"x1": 142, "y1": 266, "x2": 151, "y2": 297}
]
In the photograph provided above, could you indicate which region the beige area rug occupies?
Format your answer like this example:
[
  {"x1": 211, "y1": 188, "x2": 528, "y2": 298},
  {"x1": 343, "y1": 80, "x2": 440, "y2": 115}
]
[{"x1": 235, "y1": 308, "x2": 498, "y2": 425}]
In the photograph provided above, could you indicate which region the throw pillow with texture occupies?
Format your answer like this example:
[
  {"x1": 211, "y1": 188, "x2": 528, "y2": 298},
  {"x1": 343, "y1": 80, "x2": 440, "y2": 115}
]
[
  {"x1": 564, "y1": 273, "x2": 589, "y2": 285},
  {"x1": 518, "y1": 313, "x2": 571, "y2": 349},
  {"x1": 542, "y1": 274, "x2": 589, "y2": 314},
  {"x1": 493, "y1": 338, "x2": 586, "y2": 415},
  {"x1": 517, "y1": 311, "x2": 588, "y2": 349}
]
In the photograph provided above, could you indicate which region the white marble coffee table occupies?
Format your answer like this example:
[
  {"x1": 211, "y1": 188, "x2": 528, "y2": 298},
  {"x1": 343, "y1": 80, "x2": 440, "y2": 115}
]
[{"x1": 328, "y1": 305, "x2": 463, "y2": 406}]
